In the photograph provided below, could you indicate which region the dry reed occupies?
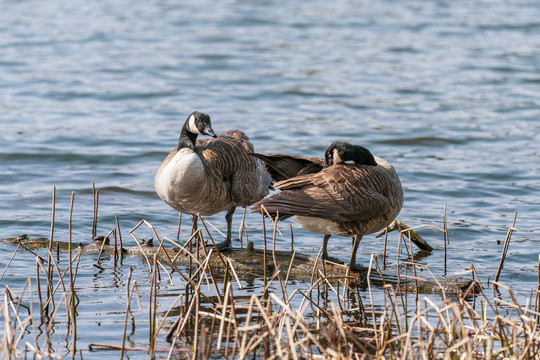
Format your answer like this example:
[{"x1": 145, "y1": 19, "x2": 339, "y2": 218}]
[{"x1": 1, "y1": 186, "x2": 538, "y2": 360}]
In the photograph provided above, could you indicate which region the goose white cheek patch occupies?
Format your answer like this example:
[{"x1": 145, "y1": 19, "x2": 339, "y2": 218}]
[
  {"x1": 188, "y1": 114, "x2": 202, "y2": 134},
  {"x1": 333, "y1": 148, "x2": 343, "y2": 164}
]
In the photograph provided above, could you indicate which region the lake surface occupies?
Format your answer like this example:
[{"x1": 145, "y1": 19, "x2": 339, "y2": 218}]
[{"x1": 1, "y1": 0, "x2": 539, "y2": 358}]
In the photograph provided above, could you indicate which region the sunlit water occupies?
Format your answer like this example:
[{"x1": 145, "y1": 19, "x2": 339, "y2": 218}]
[{"x1": 1, "y1": 0, "x2": 539, "y2": 357}]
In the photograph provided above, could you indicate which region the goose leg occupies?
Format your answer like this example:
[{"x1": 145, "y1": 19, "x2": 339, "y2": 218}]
[
  {"x1": 215, "y1": 207, "x2": 235, "y2": 251},
  {"x1": 321, "y1": 234, "x2": 344, "y2": 264},
  {"x1": 190, "y1": 214, "x2": 199, "y2": 251},
  {"x1": 348, "y1": 235, "x2": 363, "y2": 271}
]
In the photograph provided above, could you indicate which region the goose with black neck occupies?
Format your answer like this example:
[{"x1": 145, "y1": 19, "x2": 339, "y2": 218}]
[
  {"x1": 155, "y1": 111, "x2": 272, "y2": 251},
  {"x1": 251, "y1": 141, "x2": 404, "y2": 271}
]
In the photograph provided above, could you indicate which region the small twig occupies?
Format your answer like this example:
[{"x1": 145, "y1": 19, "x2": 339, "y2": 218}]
[
  {"x1": 94, "y1": 229, "x2": 114, "y2": 269},
  {"x1": 494, "y1": 212, "x2": 518, "y2": 283},
  {"x1": 115, "y1": 216, "x2": 124, "y2": 253},
  {"x1": 1, "y1": 243, "x2": 21, "y2": 281},
  {"x1": 121, "y1": 268, "x2": 134, "y2": 360},
  {"x1": 14, "y1": 240, "x2": 48, "y2": 264},
  {"x1": 129, "y1": 220, "x2": 153, "y2": 271}
]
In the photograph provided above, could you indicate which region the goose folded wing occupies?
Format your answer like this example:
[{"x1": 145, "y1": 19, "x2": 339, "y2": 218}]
[
  {"x1": 273, "y1": 166, "x2": 392, "y2": 222},
  {"x1": 272, "y1": 172, "x2": 319, "y2": 190},
  {"x1": 252, "y1": 185, "x2": 390, "y2": 223},
  {"x1": 304, "y1": 181, "x2": 391, "y2": 223},
  {"x1": 251, "y1": 188, "x2": 342, "y2": 220},
  {"x1": 197, "y1": 136, "x2": 254, "y2": 177}
]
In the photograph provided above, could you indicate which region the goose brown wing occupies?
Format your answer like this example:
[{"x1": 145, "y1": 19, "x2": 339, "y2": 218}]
[
  {"x1": 196, "y1": 133, "x2": 265, "y2": 206},
  {"x1": 196, "y1": 134, "x2": 254, "y2": 177},
  {"x1": 257, "y1": 164, "x2": 391, "y2": 222},
  {"x1": 312, "y1": 165, "x2": 392, "y2": 222},
  {"x1": 251, "y1": 187, "x2": 331, "y2": 220}
]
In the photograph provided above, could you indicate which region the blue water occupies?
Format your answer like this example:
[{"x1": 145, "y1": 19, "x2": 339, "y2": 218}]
[{"x1": 1, "y1": 0, "x2": 540, "y2": 357}]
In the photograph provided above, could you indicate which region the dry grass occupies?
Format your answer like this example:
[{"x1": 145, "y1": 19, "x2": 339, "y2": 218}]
[{"x1": 1, "y1": 186, "x2": 539, "y2": 359}]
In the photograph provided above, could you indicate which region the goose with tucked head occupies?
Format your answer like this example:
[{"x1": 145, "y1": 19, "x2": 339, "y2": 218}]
[
  {"x1": 251, "y1": 141, "x2": 403, "y2": 271},
  {"x1": 156, "y1": 111, "x2": 272, "y2": 251}
]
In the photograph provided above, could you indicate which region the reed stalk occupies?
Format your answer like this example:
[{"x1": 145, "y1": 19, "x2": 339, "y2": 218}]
[
  {"x1": 443, "y1": 202, "x2": 448, "y2": 274},
  {"x1": 115, "y1": 216, "x2": 124, "y2": 255},
  {"x1": 149, "y1": 255, "x2": 158, "y2": 358},
  {"x1": 68, "y1": 191, "x2": 78, "y2": 357},
  {"x1": 92, "y1": 184, "x2": 98, "y2": 238},
  {"x1": 46, "y1": 185, "x2": 56, "y2": 317},
  {"x1": 494, "y1": 211, "x2": 518, "y2": 283},
  {"x1": 121, "y1": 267, "x2": 134, "y2": 360},
  {"x1": 261, "y1": 207, "x2": 268, "y2": 300}
]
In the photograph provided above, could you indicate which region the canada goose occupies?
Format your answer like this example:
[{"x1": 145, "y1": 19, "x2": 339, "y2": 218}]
[
  {"x1": 251, "y1": 141, "x2": 403, "y2": 270},
  {"x1": 155, "y1": 111, "x2": 272, "y2": 251}
]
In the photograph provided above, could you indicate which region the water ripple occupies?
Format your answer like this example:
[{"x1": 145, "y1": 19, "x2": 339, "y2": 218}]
[{"x1": 1, "y1": 1, "x2": 540, "y2": 352}]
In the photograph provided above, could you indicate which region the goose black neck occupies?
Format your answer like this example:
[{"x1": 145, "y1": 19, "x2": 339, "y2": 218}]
[{"x1": 177, "y1": 123, "x2": 198, "y2": 150}]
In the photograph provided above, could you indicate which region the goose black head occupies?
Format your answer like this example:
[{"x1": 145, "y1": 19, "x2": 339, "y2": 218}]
[
  {"x1": 185, "y1": 111, "x2": 217, "y2": 138},
  {"x1": 178, "y1": 111, "x2": 217, "y2": 149},
  {"x1": 324, "y1": 141, "x2": 377, "y2": 167}
]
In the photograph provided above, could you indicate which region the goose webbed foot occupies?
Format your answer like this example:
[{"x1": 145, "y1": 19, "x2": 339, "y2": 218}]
[
  {"x1": 348, "y1": 262, "x2": 368, "y2": 272},
  {"x1": 348, "y1": 263, "x2": 362, "y2": 272},
  {"x1": 212, "y1": 238, "x2": 232, "y2": 252}
]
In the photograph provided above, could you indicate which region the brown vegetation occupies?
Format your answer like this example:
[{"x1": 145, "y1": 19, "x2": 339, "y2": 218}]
[{"x1": 1, "y1": 186, "x2": 538, "y2": 359}]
